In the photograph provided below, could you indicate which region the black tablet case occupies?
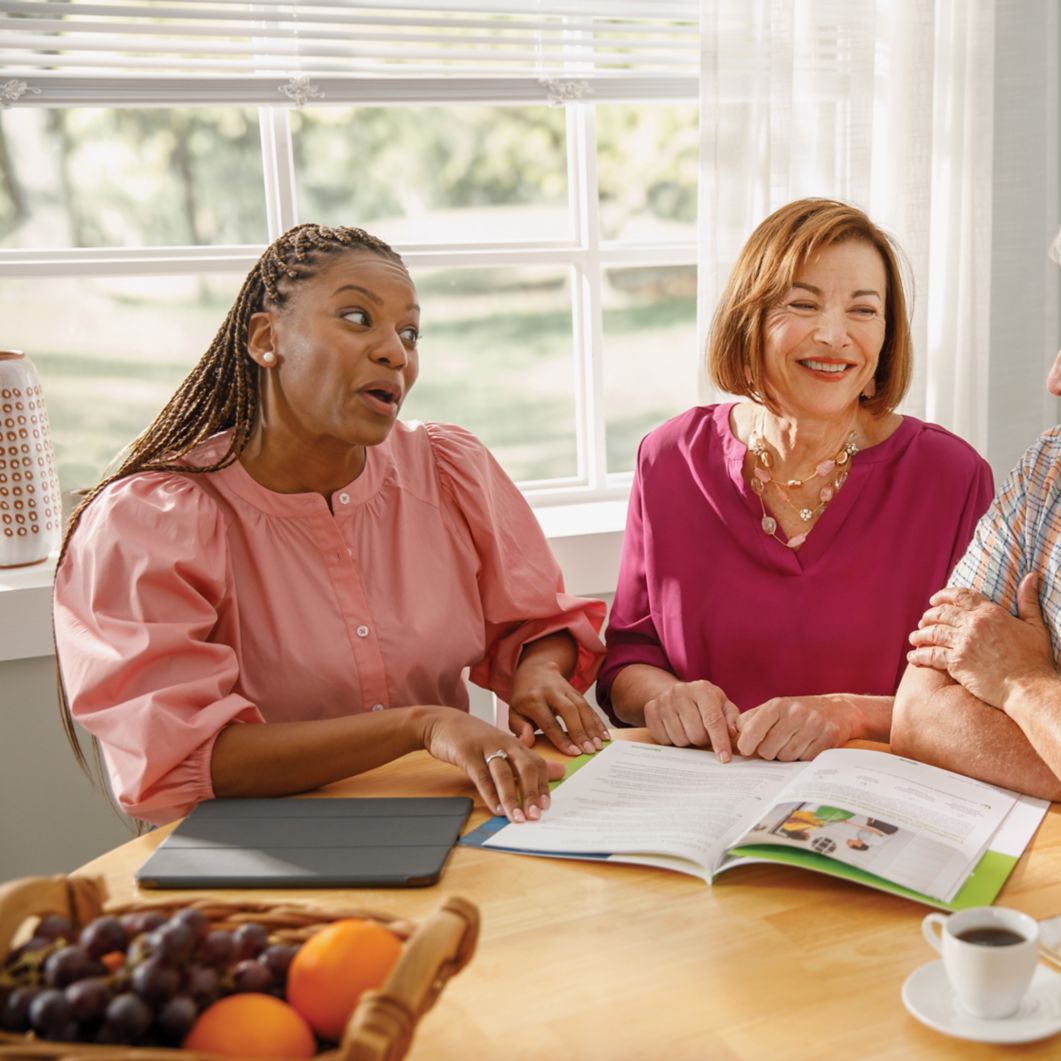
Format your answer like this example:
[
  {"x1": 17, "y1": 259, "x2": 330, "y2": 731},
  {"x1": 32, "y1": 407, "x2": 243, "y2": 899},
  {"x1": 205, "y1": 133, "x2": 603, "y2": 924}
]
[{"x1": 135, "y1": 797, "x2": 473, "y2": 888}]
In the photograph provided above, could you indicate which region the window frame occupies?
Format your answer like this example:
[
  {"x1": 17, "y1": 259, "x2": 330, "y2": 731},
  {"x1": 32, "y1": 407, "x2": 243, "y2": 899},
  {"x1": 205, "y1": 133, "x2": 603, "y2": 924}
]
[{"x1": 0, "y1": 86, "x2": 699, "y2": 504}]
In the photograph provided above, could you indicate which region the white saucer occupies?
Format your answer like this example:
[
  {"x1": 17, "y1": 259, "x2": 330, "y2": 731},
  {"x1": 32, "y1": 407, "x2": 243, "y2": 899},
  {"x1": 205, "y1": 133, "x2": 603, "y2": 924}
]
[{"x1": 902, "y1": 960, "x2": 1061, "y2": 1044}]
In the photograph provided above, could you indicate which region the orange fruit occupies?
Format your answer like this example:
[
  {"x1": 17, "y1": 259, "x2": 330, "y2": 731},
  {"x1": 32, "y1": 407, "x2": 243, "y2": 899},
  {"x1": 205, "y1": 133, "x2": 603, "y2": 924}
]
[
  {"x1": 286, "y1": 918, "x2": 402, "y2": 1040},
  {"x1": 183, "y1": 993, "x2": 315, "y2": 1059}
]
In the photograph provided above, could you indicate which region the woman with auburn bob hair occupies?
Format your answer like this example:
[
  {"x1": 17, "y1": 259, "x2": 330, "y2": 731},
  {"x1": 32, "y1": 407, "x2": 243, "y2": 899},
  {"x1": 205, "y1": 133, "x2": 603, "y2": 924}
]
[
  {"x1": 596, "y1": 198, "x2": 993, "y2": 762},
  {"x1": 53, "y1": 223, "x2": 606, "y2": 826}
]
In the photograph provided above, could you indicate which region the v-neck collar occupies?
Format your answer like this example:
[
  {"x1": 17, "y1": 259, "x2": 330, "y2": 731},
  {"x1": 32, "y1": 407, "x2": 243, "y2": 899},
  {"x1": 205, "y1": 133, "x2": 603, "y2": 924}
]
[{"x1": 715, "y1": 402, "x2": 915, "y2": 573}]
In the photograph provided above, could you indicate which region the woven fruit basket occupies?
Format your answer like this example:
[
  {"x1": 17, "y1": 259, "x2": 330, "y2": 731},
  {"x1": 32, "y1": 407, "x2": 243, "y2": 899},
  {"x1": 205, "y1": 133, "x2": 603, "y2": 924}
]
[{"x1": 0, "y1": 875, "x2": 479, "y2": 1061}]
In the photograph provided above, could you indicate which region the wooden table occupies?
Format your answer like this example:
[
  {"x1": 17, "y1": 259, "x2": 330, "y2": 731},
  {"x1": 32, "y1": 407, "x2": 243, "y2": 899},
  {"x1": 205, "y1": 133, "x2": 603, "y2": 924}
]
[{"x1": 77, "y1": 733, "x2": 1061, "y2": 1060}]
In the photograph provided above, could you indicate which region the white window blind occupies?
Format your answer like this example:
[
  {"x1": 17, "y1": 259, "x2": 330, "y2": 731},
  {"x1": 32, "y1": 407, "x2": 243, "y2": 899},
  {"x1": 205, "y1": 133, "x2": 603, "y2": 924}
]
[{"x1": 0, "y1": 0, "x2": 698, "y2": 106}]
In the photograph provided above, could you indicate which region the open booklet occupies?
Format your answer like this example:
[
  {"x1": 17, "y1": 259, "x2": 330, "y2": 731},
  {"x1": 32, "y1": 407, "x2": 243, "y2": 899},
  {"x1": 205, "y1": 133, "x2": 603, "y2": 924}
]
[{"x1": 461, "y1": 742, "x2": 1048, "y2": 910}]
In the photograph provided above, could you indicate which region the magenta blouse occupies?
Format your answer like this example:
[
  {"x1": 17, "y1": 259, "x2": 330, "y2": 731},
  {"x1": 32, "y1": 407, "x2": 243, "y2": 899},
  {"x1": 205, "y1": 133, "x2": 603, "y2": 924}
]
[{"x1": 596, "y1": 404, "x2": 994, "y2": 720}]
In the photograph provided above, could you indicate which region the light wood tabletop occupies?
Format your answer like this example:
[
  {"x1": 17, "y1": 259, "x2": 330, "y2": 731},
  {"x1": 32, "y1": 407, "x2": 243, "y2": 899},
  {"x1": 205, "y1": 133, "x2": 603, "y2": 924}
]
[{"x1": 75, "y1": 732, "x2": 1061, "y2": 1060}]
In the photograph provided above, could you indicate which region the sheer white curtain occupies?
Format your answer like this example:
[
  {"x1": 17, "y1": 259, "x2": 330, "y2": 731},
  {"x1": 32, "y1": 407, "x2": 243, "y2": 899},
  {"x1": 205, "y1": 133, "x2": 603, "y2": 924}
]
[{"x1": 697, "y1": 0, "x2": 996, "y2": 451}]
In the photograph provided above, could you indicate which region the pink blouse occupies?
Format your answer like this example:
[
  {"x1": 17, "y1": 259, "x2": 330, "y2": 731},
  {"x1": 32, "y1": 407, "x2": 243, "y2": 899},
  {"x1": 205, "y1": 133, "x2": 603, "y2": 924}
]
[
  {"x1": 54, "y1": 422, "x2": 606, "y2": 824},
  {"x1": 597, "y1": 404, "x2": 994, "y2": 719}
]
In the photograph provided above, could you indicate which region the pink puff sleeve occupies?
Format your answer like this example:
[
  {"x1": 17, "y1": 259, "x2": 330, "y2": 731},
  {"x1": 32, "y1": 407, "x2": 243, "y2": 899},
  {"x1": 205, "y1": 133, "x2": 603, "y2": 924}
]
[
  {"x1": 53, "y1": 474, "x2": 264, "y2": 825},
  {"x1": 426, "y1": 422, "x2": 606, "y2": 703}
]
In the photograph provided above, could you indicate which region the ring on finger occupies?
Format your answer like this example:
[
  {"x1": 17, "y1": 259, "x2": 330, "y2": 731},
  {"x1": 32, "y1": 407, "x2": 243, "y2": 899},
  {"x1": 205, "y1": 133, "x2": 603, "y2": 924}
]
[{"x1": 484, "y1": 749, "x2": 509, "y2": 766}]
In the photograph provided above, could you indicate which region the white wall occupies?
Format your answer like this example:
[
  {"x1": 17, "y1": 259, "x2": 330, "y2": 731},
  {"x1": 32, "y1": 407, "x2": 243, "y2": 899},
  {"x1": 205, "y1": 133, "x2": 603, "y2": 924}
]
[
  {"x1": 986, "y1": 0, "x2": 1061, "y2": 479},
  {"x1": 0, "y1": 655, "x2": 135, "y2": 878}
]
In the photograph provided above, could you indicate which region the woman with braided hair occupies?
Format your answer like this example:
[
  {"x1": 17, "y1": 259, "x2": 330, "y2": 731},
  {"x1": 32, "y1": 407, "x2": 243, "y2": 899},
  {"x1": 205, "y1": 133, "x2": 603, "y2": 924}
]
[{"x1": 53, "y1": 223, "x2": 607, "y2": 826}]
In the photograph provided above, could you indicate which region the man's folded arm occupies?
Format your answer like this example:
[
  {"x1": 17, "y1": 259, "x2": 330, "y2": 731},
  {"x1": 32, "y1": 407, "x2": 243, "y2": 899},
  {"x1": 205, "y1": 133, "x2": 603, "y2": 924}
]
[{"x1": 890, "y1": 663, "x2": 1061, "y2": 801}]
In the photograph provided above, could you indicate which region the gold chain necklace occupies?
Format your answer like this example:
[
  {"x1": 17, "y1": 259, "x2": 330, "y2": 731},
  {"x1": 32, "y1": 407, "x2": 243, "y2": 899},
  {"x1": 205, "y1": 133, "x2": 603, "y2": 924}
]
[{"x1": 748, "y1": 419, "x2": 859, "y2": 549}]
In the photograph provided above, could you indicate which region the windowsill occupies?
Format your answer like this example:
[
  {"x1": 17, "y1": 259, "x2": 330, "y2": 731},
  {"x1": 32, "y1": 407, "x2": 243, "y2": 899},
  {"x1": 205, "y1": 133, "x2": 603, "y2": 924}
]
[
  {"x1": 0, "y1": 555, "x2": 59, "y2": 663},
  {"x1": 0, "y1": 499, "x2": 625, "y2": 663},
  {"x1": 533, "y1": 498, "x2": 628, "y2": 540}
]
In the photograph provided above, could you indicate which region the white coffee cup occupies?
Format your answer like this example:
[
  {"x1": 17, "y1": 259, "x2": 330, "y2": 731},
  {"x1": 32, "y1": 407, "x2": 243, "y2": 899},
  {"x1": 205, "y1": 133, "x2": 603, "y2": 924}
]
[{"x1": 922, "y1": 906, "x2": 1040, "y2": 1019}]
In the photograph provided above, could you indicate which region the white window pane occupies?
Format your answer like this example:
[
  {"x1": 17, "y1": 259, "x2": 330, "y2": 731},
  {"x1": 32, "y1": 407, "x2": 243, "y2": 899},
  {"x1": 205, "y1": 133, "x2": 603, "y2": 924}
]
[
  {"x1": 290, "y1": 105, "x2": 570, "y2": 244},
  {"x1": 1, "y1": 275, "x2": 242, "y2": 490},
  {"x1": 604, "y1": 264, "x2": 698, "y2": 474},
  {"x1": 0, "y1": 109, "x2": 267, "y2": 249},
  {"x1": 597, "y1": 103, "x2": 699, "y2": 242},
  {"x1": 401, "y1": 266, "x2": 578, "y2": 483}
]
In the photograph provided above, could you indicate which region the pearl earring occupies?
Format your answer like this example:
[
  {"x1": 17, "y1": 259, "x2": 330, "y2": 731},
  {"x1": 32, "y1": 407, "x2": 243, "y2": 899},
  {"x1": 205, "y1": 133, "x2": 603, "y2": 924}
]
[{"x1": 261, "y1": 351, "x2": 276, "y2": 365}]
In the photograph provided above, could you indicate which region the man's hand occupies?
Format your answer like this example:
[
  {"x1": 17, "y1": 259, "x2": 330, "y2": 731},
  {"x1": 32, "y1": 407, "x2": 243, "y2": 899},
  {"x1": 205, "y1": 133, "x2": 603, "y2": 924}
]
[{"x1": 907, "y1": 574, "x2": 1056, "y2": 709}]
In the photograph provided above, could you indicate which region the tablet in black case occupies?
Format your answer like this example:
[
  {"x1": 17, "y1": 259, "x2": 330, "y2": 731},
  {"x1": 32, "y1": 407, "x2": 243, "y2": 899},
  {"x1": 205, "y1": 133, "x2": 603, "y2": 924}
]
[{"x1": 135, "y1": 797, "x2": 473, "y2": 889}]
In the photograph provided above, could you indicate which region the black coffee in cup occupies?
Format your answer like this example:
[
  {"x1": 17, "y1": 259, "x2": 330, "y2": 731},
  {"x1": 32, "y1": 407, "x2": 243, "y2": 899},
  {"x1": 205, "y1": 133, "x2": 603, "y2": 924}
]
[{"x1": 954, "y1": 926, "x2": 1026, "y2": 946}]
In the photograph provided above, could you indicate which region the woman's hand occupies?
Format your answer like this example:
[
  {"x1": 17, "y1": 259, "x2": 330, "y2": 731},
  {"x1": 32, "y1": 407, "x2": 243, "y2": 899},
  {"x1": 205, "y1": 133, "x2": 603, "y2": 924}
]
[
  {"x1": 508, "y1": 656, "x2": 608, "y2": 756},
  {"x1": 736, "y1": 695, "x2": 857, "y2": 761},
  {"x1": 907, "y1": 574, "x2": 1056, "y2": 710},
  {"x1": 418, "y1": 707, "x2": 564, "y2": 822},
  {"x1": 642, "y1": 680, "x2": 740, "y2": 762}
]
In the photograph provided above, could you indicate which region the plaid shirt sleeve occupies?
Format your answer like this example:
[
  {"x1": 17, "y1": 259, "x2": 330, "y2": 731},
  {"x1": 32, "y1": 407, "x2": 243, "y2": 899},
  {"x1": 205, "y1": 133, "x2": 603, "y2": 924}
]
[{"x1": 950, "y1": 429, "x2": 1061, "y2": 657}]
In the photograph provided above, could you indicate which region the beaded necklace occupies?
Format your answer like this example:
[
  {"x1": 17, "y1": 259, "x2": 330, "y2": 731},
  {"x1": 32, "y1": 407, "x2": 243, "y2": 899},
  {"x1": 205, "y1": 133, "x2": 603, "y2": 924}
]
[{"x1": 748, "y1": 417, "x2": 859, "y2": 549}]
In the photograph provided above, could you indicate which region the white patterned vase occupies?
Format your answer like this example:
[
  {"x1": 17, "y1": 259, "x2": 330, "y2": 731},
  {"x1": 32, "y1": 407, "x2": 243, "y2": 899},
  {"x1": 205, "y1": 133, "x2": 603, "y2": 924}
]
[{"x1": 0, "y1": 350, "x2": 62, "y2": 567}]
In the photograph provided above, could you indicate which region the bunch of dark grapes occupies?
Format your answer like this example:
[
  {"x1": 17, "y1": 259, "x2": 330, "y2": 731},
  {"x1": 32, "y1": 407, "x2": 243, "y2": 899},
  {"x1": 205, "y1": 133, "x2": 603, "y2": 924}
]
[{"x1": 0, "y1": 908, "x2": 299, "y2": 1048}]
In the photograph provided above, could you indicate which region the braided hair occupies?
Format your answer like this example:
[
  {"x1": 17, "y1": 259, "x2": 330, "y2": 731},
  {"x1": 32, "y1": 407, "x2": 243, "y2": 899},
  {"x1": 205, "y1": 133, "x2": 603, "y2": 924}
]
[{"x1": 56, "y1": 223, "x2": 405, "y2": 773}]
